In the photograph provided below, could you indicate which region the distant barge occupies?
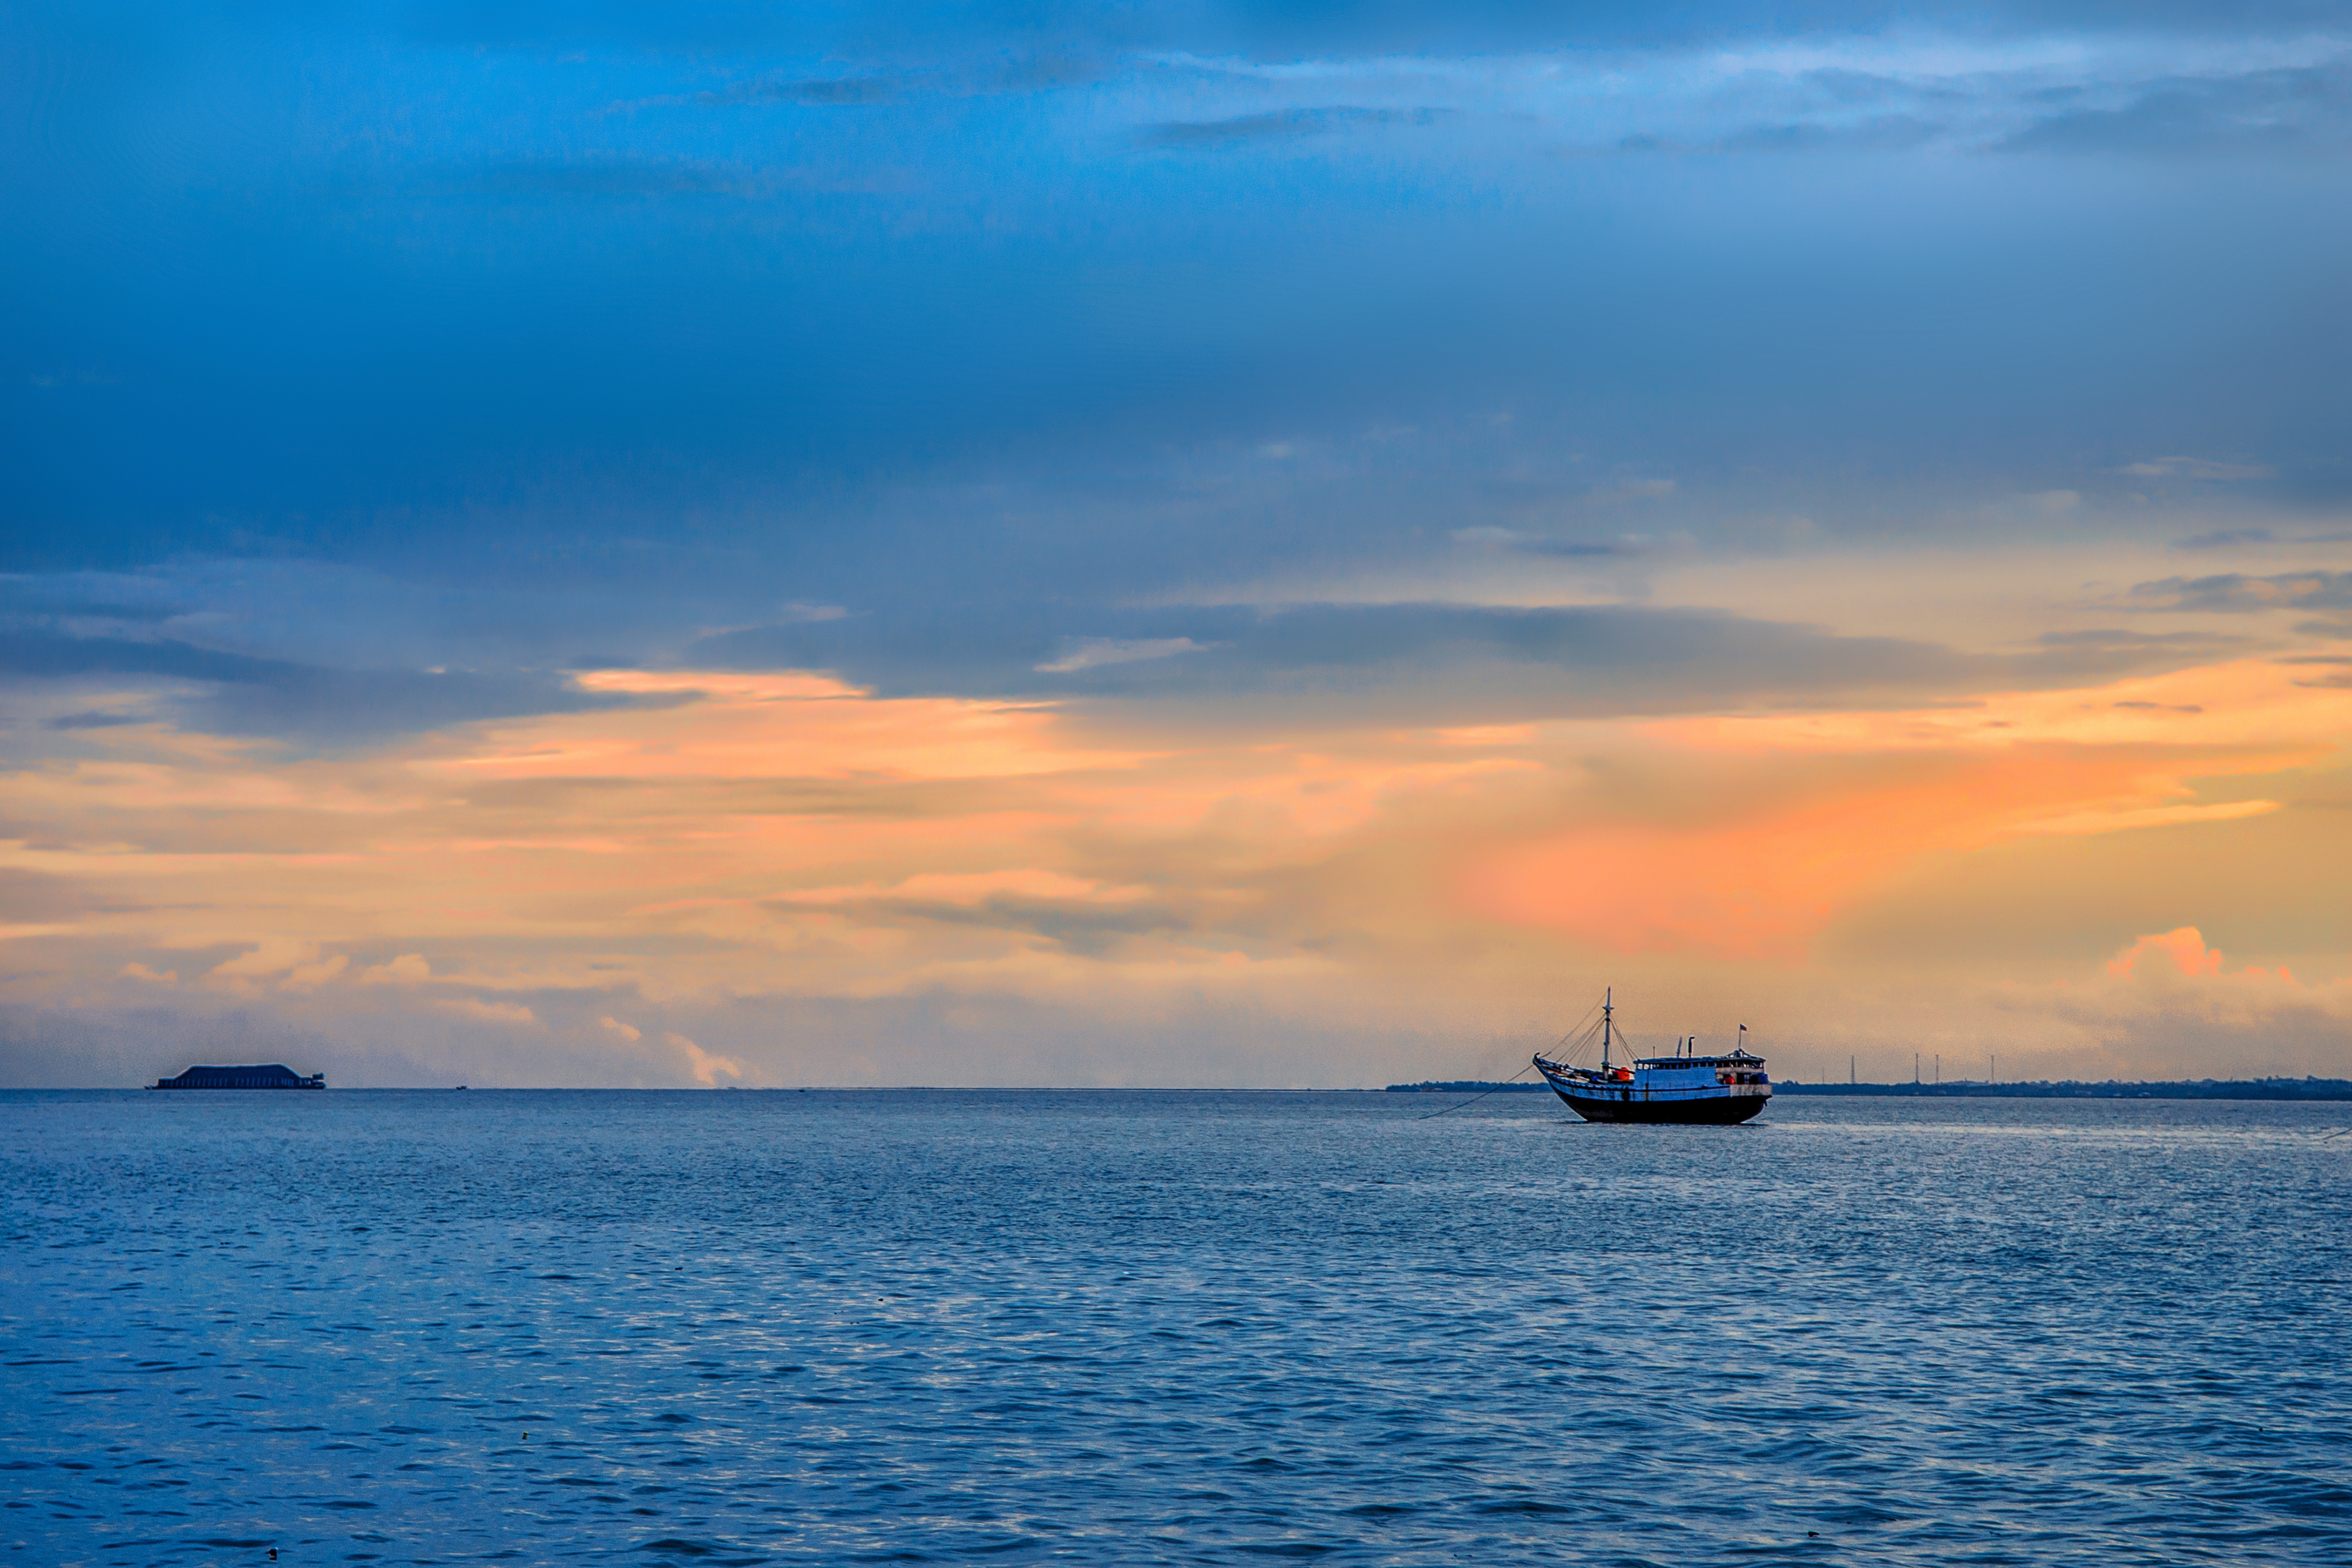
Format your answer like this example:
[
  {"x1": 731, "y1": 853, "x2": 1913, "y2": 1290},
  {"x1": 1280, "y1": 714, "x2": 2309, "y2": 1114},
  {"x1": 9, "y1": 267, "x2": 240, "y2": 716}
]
[{"x1": 150, "y1": 1064, "x2": 325, "y2": 1090}]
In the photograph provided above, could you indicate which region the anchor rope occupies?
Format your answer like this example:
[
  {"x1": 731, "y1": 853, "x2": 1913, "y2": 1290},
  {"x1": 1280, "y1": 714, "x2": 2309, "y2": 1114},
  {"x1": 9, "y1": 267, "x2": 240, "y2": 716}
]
[
  {"x1": 1417, "y1": 993, "x2": 1618, "y2": 1121},
  {"x1": 1414, "y1": 1059, "x2": 1540, "y2": 1120}
]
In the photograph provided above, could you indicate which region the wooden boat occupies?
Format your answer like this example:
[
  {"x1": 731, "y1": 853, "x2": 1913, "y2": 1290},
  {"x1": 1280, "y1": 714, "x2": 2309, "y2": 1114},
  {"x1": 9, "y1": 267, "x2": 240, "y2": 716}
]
[{"x1": 1534, "y1": 991, "x2": 1770, "y2": 1124}]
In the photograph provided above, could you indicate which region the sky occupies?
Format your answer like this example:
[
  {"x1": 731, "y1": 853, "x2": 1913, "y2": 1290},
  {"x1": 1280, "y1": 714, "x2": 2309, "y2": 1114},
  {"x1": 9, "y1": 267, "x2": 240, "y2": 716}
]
[{"x1": 5, "y1": 0, "x2": 2351, "y2": 1087}]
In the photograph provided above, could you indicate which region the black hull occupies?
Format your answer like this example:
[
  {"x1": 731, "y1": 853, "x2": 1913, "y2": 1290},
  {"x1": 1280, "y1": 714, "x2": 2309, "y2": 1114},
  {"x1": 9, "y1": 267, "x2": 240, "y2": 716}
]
[{"x1": 1550, "y1": 1086, "x2": 1768, "y2": 1124}]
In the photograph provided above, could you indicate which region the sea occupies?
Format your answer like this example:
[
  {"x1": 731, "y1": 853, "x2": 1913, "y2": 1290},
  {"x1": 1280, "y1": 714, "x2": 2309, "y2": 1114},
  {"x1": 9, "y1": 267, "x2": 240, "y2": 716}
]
[{"x1": 3, "y1": 1089, "x2": 2347, "y2": 1566}]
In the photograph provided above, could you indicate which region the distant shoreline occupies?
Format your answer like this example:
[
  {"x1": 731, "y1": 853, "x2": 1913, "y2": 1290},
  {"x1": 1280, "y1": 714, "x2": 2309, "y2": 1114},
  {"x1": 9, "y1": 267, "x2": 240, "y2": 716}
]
[
  {"x1": 1779, "y1": 1079, "x2": 2352, "y2": 1100},
  {"x1": 1383, "y1": 1081, "x2": 1555, "y2": 1093},
  {"x1": 1388, "y1": 1078, "x2": 2352, "y2": 1101}
]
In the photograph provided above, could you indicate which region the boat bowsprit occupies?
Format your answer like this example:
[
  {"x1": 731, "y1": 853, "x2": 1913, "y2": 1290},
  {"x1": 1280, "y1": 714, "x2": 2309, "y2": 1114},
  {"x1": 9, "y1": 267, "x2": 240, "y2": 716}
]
[{"x1": 1533, "y1": 990, "x2": 1770, "y2": 1125}]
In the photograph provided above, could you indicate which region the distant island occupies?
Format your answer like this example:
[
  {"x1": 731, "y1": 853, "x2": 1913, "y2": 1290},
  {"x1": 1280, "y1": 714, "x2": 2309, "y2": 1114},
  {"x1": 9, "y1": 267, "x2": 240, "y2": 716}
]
[
  {"x1": 1387, "y1": 1077, "x2": 2352, "y2": 1100},
  {"x1": 151, "y1": 1063, "x2": 326, "y2": 1091}
]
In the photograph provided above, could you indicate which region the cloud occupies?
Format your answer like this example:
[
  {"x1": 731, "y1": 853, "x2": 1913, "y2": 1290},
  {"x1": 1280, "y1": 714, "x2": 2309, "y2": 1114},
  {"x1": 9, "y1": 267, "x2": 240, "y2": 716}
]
[
  {"x1": 119, "y1": 962, "x2": 177, "y2": 984},
  {"x1": 440, "y1": 997, "x2": 539, "y2": 1026},
  {"x1": 2001, "y1": 59, "x2": 2352, "y2": 157},
  {"x1": 358, "y1": 953, "x2": 434, "y2": 986},
  {"x1": 205, "y1": 939, "x2": 310, "y2": 979},
  {"x1": 2033, "y1": 628, "x2": 2244, "y2": 653},
  {"x1": 2119, "y1": 455, "x2": 2275, "y2": 480},
  {"x1": 1135, "y1": 107, "x2": 1452, "y2": 149},
  {"x1": 0, "y1": 630, "x2": 640, "y2": 745},
  {"x1": 665, "y1": 1031, "x2": 746, "y2": 1086},
  {"x1": 1034, "y1": 637, "x2": 1209, "y2": 673},
  {"x1": 2108, "y1": 926, "x2": 2227, "y2": 979},
  {"x1": 602, "y1": 52, "x2": 1107, "y2": 116},
  {"x1": 0, "y1": 869, "x2": 93, "y2": 923},
  {"x1": 0, "y1": 586, "x2": 186, "y2": 624},
  {"x1": 205, "y1": 939, "x2": 348, "y2": 993},
  {"x1": 1479, "y1": 657, "x2": 2344, "y2": 962},
  {"x1": 282, "y1": 955, "x2": 350, "y2": 990},
  {"x1": 687, "y1": 597, "x2": 2264, "y2": 723},
  {"x1": 1470, "y1": 765, "x2": 2282, "y2": 964},
  {"x1": 2127, "y1": 571, "x2": 2352, "y2": 614},
  {"x1": 2174, "y1": 528, "x2": 2279, "y2": 550},
  {"x1": 1618, "y1": 114, "x2": 1946, "y2": 155},
  {"x1": 43, "y1": 710, "x2": 146, "y2": 730},
  {"x1": 1594, "y1": 479, "x2": 1677, "y2": 502},
  {"x1": 2174, "y1": 527, "x2": 2352, "y2": 550},
  {"x1": 693, "y1": 599, "x2": 1995, "y2": 713},
  {"x1": 2, "y1": 630, "x2": 284, "y2": 684},
  {"x1": 773, "y1": 891, "x2": 1192, "y2": 960},
  {"x1": 1451, "y1": 528, "x2": 1654, "y2": 558},
  {"x1": 389, "y1": 2, "x2": 2352, "y2": 57},
  {"x1": 7, "y1": 645, "x2": 2350, "y2": 1083}
]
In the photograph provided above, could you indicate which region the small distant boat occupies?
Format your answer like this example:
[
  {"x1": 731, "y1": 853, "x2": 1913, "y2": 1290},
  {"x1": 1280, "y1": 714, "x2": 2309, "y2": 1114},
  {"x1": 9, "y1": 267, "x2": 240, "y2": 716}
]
[
  {"x1": 1534, "y1": 991, "x2": 1770, "y2": 1125},
  {"x1": 149, "y1": 1064, "x2": 325, "y2": 1091}
]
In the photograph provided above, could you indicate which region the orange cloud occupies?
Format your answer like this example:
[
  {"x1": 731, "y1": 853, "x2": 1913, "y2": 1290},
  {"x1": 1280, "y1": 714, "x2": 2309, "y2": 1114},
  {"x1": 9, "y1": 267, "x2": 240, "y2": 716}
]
[
  {"x1": 2106, "y1": 927, "x2": 2302, "y2": 985},
  {"x1": 1465, "y1": 659, "x2": 2350, "y2": 962},
  {"x1": 3, "y1": 670, "x2": 1519, "y2": 1012},
  {"x1": 448, "y1": 670, "x2": 1147, "y2": 783},
  {"x1": 358, "y1": 953, "x2": 433, "y2": 986},
  {"x1": 3, "y1": 648, "x2": 2346, "y2": 1075},
  {"x1": 2109, "y1": 927, "x2": 2225, "y2": 979}
]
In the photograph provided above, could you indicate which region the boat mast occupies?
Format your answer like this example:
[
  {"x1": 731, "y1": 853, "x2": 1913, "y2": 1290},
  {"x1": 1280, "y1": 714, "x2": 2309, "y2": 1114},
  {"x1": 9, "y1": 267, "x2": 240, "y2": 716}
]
[{"x1": 1601, "y1": 988, "x2": 1612, "y2": 1070}]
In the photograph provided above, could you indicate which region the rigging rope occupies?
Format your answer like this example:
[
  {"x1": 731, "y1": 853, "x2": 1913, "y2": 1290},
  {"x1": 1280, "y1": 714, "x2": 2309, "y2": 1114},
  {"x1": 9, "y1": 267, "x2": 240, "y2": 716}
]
[
  {"x1": 1416, "y1": 990, "x2": 1625, "y2": 1121},
  {"x1": 1414, "y1": 1060, "x2": 1539, "y2": 1120},
  {"x1": 1554, "y1": 995, "x2": 1604, "y2": 1050},
  {"x1": 1549, "y1": 1001, "x2": 1617, "y2": 1070}
]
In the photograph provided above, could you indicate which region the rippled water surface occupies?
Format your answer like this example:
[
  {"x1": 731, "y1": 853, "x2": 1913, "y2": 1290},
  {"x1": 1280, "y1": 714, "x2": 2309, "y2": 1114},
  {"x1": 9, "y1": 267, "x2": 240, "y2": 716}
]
[{"x1": 4, "y1": 1089, "x2": 2349, "y2": 1565}]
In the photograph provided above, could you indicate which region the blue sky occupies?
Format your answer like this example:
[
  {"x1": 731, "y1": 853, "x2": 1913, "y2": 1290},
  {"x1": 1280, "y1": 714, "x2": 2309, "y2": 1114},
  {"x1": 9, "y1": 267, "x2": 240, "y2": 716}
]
[
  {"x1": 6, "y1": 2, "x2": 2351, "y2": 1085},
  {"x1": 14, "y1": 4, "x2": 2348, "y2": 592}
]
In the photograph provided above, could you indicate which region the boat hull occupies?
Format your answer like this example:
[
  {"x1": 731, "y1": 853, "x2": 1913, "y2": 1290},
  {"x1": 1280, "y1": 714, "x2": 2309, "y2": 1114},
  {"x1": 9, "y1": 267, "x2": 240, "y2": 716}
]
[{"x1": 1549, "y1": 1085, "x2": 1768, "y2": 1124}]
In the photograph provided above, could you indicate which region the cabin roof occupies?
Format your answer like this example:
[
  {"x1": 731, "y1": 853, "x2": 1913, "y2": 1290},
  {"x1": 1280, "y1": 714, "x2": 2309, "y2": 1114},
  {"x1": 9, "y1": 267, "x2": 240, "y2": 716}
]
[{"x1": 1634, "y1": 1050, "x2": 1766, "y2": 1066}]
